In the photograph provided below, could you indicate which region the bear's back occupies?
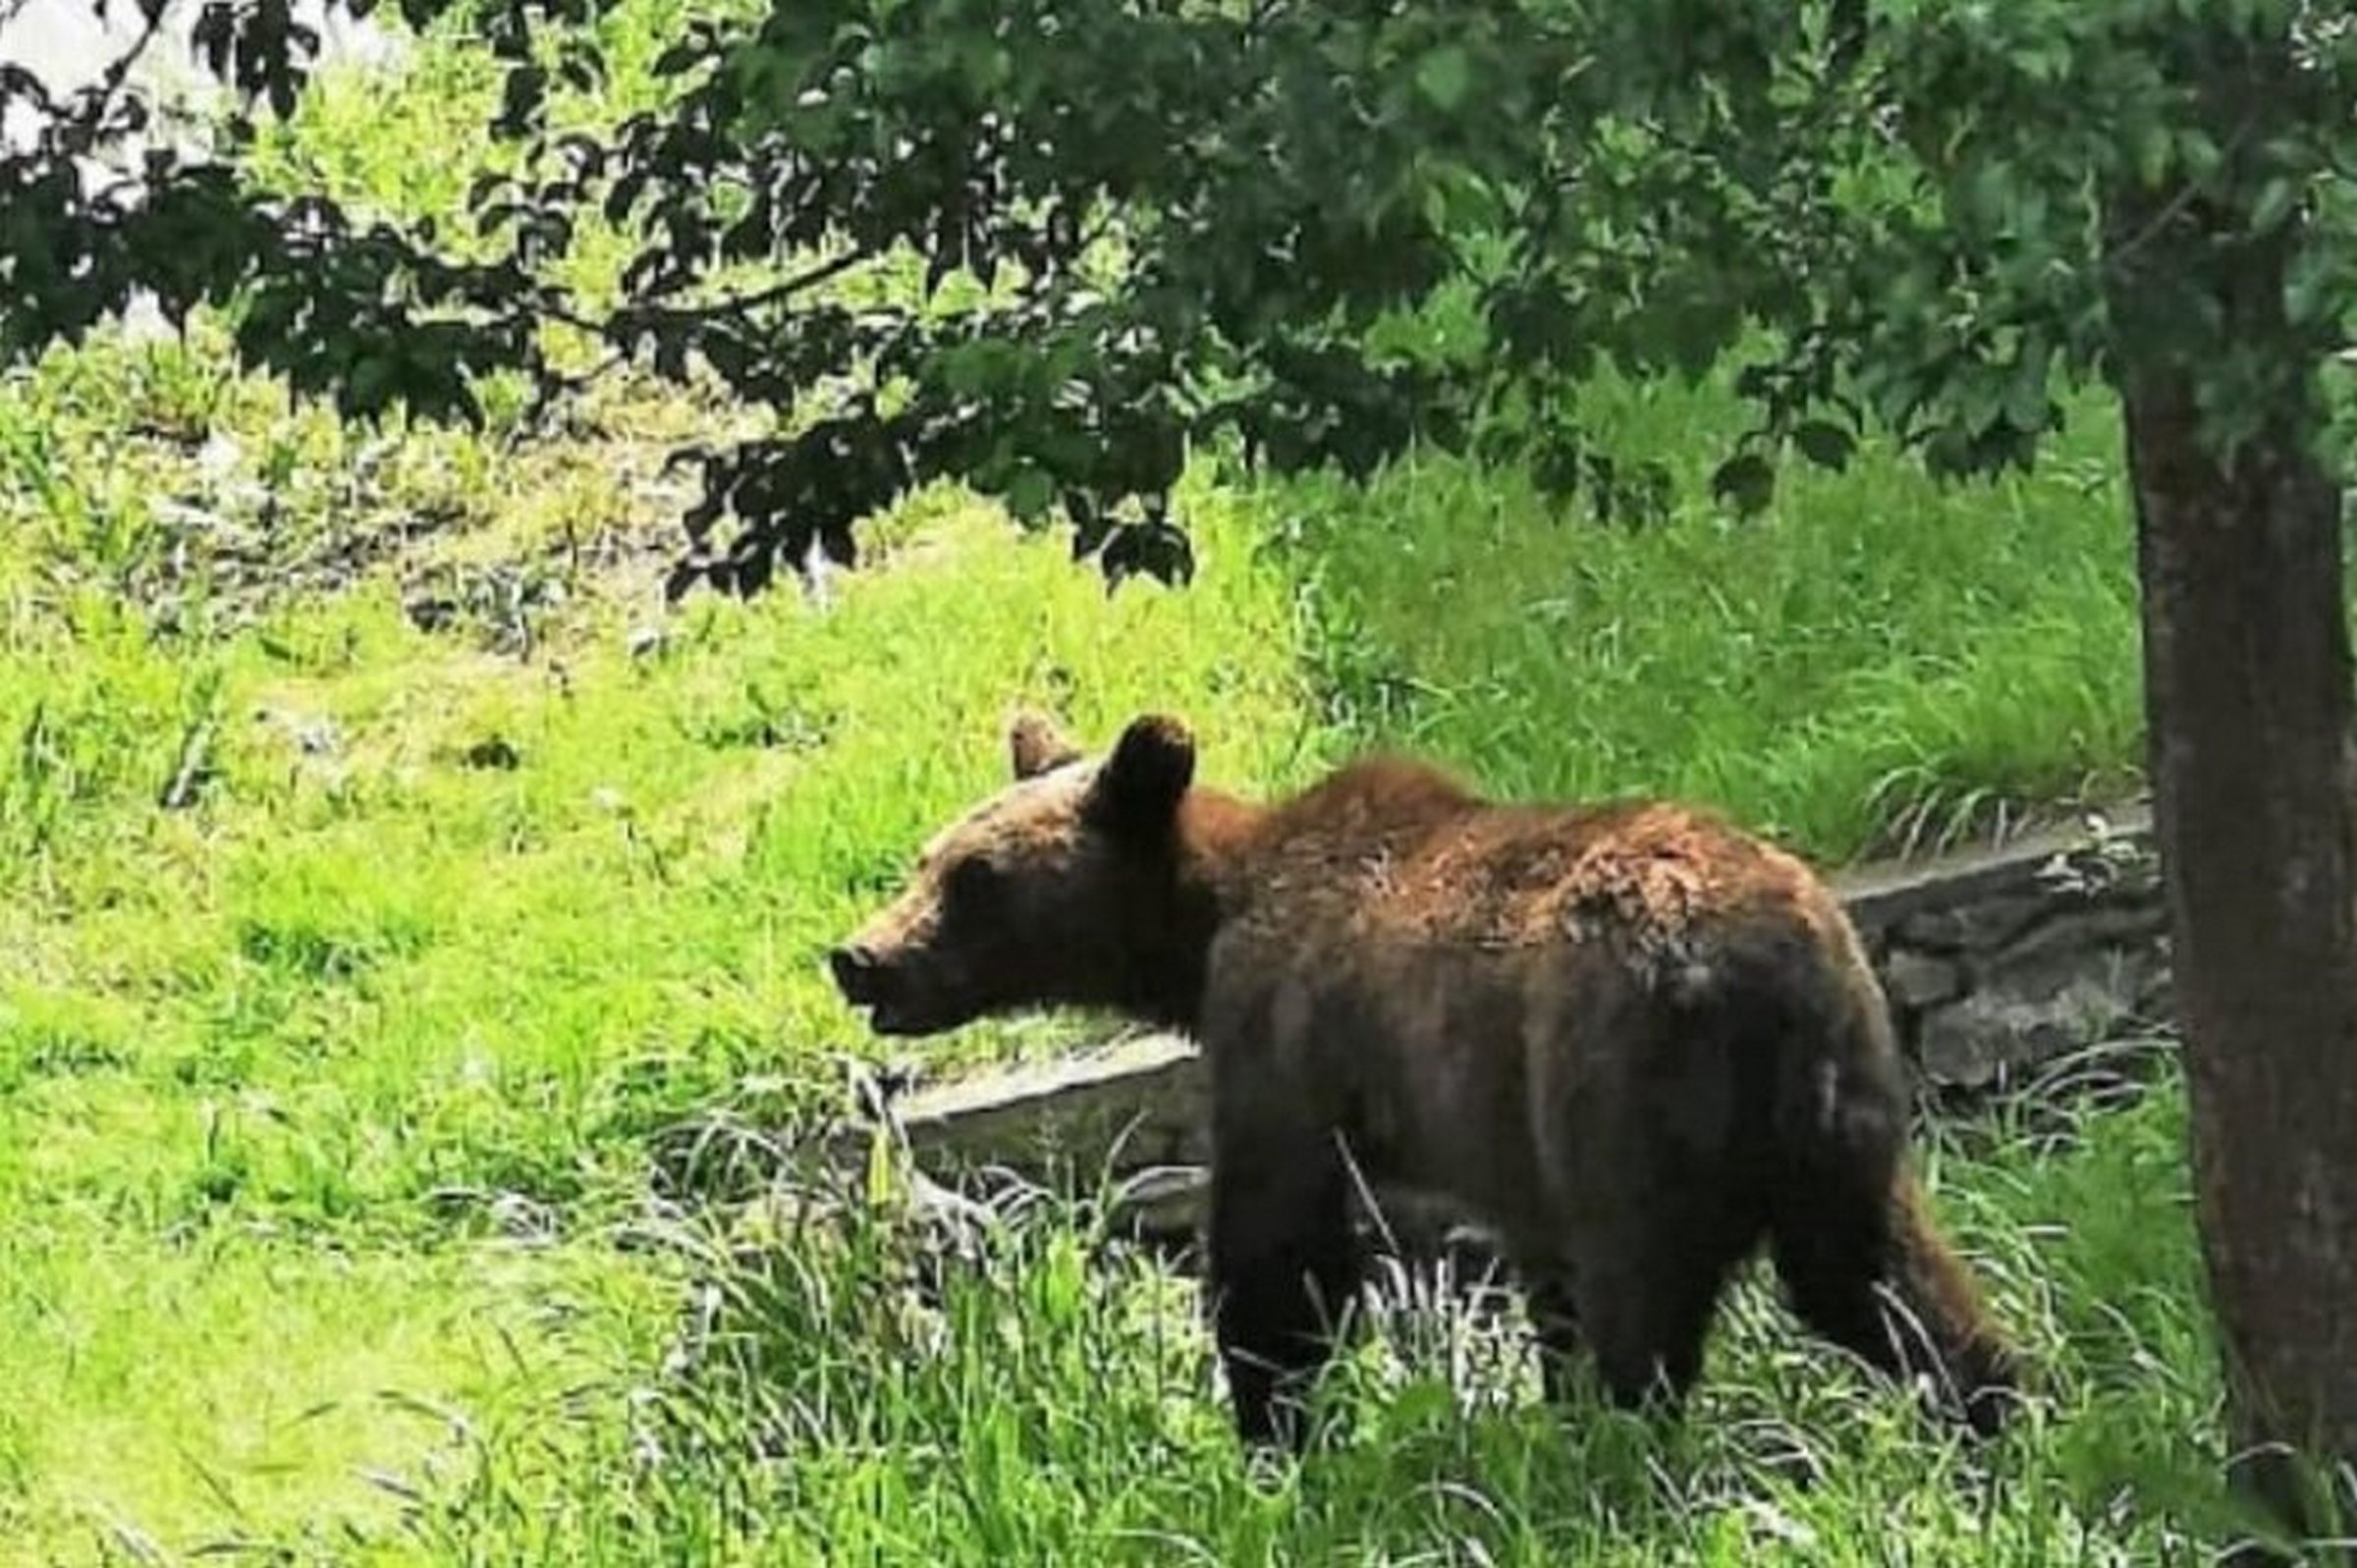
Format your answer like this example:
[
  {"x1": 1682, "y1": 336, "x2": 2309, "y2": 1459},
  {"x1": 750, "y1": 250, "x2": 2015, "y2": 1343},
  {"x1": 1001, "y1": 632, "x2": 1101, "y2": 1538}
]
[
  {"x1": 1197, "y1": 758, "x2": 1879, "y2": 1221},
  {"x1": 1230, "y1": 759, "x2": 1836, "y2": 965}
]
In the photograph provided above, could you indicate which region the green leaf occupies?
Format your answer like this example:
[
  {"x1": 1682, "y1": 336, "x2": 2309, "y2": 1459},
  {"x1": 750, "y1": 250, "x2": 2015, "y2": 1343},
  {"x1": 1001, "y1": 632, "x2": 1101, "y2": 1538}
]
[
  {"x1": 2250, "y1": 175, "x2": 2297, "y2": 235},
  {"x1": 1004, "y1": 467, "x2": 1056, "y2": 523},
  {"x1": 349, "y1": 353, "x2": 393, "y2": 415},
  {"x1": 2175, "y1": 127, "x2": 2222, "y2": 182},
  {"x1": 2004, "y1": 351, "x2": 2052, "y2": 432},
  {"x1": 1792, "y1": 420, "x2": 1855, "y2": 472},
  {"x1": 863, "y1": 1124, "x2": 904, "y2": 1208},
  {"x1": 1414, "y1": 44, "x2": 1473, "y2": 111},
  {"x1": 1711, "y1": 452, "x2": 1777, "y2": 516},
  {"x1": 2133, "y1": 120, "x2": 2172, "y2": 189},
  {"x1": 2007, "y1": 36, "x2": 2070, "y2": 83},
  {"x1": 1957, "y1": 370, "x2": 2007, "y2": 438}
]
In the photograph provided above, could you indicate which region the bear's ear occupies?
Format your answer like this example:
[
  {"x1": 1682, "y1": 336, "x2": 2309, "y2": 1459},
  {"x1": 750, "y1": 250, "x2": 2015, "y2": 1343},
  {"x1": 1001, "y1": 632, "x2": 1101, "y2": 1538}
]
[
  {"x1": 1009, "y1": 710, "x2": 1082, "y2": 780},
  {"x1": 1089, "y1": 714, "x2": 1195, "y2": 837}
]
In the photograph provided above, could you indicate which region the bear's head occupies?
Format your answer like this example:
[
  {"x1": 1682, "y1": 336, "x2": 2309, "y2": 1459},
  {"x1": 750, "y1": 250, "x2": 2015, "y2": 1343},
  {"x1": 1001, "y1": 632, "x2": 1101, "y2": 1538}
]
[{"x1": 829, "y1": 710, "x2": 1201, "y2": 1036}]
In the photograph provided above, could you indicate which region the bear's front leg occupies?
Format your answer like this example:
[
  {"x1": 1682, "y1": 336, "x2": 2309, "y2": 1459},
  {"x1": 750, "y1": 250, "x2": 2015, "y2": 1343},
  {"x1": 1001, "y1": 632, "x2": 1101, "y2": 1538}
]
[
  {"x1": 1205, "y1": 1108, "x2": 1360, "y2": 1452},
  {"x1": 1519, "y1": 1266, "x2": 1589, "y2": 1406}
]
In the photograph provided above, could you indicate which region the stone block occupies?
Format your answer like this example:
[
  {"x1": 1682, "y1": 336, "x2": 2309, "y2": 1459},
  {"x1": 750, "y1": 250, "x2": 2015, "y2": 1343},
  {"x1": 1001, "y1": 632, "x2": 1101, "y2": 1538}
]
[
  {"x1": 1915, "y1": 948, "x2": 2163, "y2": 1088},
  {"x1": 1882, "y1": 949, "x2": 1965, "y2": 1009},
  {"x1": 888, "y1": 1032, "x2": 1208, "y2": 1180},
  {"x1": 1894, "y1": 893, "x2": 2055, "y2": 955}
]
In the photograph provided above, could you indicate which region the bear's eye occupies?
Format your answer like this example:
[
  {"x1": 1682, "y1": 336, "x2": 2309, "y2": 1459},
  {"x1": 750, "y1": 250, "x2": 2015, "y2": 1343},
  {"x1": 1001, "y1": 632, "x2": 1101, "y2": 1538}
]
[{"x1": 945, "y1": 856, "x2": 1006, "y2": 905}]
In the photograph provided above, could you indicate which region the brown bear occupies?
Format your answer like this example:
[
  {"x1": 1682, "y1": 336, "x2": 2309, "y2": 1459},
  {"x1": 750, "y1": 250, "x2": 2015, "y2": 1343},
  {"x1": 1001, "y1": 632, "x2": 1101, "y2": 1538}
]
[{"x1": 831, "y1": 711, "x2": 2021, "y2": 1449}]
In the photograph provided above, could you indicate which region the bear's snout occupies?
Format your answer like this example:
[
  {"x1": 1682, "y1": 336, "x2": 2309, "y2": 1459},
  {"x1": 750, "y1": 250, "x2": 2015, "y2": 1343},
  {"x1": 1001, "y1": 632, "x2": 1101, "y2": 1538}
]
[
  {"x1": 828, "y1": 941, "x2": 964, "y2": 1036},
  {"x1": 828, "y1": 943, "x2": 887, "y2": 1002}
]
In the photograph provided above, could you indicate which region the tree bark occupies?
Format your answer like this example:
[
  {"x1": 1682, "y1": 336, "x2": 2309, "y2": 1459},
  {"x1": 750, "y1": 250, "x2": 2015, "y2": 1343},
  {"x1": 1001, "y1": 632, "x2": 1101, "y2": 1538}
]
[{"x1": 2122, "y1": 355, "x2": 2357, "y2": 1547}]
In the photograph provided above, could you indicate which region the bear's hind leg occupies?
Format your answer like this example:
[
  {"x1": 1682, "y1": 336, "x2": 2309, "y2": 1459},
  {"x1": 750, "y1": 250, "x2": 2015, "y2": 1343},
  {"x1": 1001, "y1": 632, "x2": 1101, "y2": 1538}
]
[
  {"x1": 1770, "y1": 1163, "x2": 2021, "y2": 1437},
  {"x1": 1558, "y1": 1193, "x2": 1759, "y2": 1418},
  {"x1": 1521, "y1": 1269, "x2": 1586, "y2": 1406},
  {"x1": 1206, "y1": 1118, "x2": 1361, "y2": 1452}
]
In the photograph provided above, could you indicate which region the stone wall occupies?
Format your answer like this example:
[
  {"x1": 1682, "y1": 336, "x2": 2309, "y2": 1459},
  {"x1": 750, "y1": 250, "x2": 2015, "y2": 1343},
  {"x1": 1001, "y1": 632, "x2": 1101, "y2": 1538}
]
[
  {"x1": 832, "y1": 806, "x2": 2170, "y2": 1243},
  {"x1": 1844, "y1": 806, "x2": 2165, "y2": 1089}
]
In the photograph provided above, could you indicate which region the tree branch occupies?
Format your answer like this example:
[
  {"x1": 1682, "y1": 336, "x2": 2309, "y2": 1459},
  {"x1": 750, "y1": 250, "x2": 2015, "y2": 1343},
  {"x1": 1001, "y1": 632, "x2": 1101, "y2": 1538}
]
[
  {"x1": 695, "y1": 248, "x2": 872, "y2": 319},
  {"x1": 515, "y1": 345, "x2": 629, "y2": 437},
  {"x1": 566, "y1": 247, "x2": 876, "y2": 344},
  {"x1": 2101, "y1": 113, "x2": 2263, "y2": 276},
  {"x1": 91, "y1": 0, "x2": 171, "y2": 106}
]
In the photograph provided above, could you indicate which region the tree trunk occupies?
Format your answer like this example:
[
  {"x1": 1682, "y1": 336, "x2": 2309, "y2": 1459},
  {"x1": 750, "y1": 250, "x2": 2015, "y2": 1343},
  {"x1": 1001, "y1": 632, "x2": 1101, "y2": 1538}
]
[{"x1": 2122, "y1": 356, "x2": 2357, "y2": 1546}]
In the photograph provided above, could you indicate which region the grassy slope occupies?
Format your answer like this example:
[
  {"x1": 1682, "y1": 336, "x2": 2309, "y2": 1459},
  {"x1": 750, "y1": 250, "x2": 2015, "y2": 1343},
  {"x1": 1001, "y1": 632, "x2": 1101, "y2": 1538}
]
[
  {"x1": 0, "y1": 5, "x2": 2287, "y2": 1561},
  {"x1": 0, "y1": 318, "x2": 1312, "y2": 1554},
  {"x1": 1278, "y1": 374, "x2": 2146, "y2": 863}
]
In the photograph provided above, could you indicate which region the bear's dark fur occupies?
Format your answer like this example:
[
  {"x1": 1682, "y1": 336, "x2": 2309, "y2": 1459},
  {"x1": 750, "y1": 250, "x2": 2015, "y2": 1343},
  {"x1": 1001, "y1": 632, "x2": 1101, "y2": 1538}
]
[{"x1": 832, "y1": 712, "x2": 2021, "y2": 1449}]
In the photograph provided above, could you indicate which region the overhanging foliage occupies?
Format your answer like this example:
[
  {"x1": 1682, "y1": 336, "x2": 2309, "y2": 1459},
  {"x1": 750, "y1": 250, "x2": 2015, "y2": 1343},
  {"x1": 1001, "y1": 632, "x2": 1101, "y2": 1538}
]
[{"x1": 3, "y1": 1, "x2": 2350, "y2": 594}]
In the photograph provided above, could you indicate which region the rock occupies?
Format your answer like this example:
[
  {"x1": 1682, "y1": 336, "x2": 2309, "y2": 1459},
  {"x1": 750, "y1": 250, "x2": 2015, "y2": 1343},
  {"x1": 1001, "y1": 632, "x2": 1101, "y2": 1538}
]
[
  {"x1": 1882, "y1": 949, "x2": 1964, "y2": 1010},
  {"x1": 1893, "y1": 893, "x2": 2053, "y2": 955},
  {"x1": 1914, "y1": 947, "x2": 2163, "y2": 1089},
  {"x1": 404, "y1": 594, "x2": 460, "y2": 633},
  {"x1": 1984, "y1": 898, "x2": 2168, "y2": 970},
  {"x1": 872, "y1": 1032, "x2": 1209, "y2": 1176}
]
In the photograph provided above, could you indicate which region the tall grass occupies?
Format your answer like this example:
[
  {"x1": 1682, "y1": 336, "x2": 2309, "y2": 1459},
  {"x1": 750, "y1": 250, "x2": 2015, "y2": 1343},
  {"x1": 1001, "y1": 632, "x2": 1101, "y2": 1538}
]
[
  {"x1": 1271, "y1": 371, "x2": 2146, "y2": 863},
  {"x1": 380, "y1": 1051, "x2": 2264, "y2": 1566}
]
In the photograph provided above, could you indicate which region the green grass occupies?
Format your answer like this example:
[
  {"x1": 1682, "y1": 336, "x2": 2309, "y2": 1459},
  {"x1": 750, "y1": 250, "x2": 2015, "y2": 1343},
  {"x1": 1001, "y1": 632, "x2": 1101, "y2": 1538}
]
[
  {"x1": 1271, "y1": 372, "x2": 2147, "y2": 863},
  {"x1": 366, "y1": 1054, "x2": 2263, "y2": 1566},
  {"x1": 0, "y1": 1211, "x2": 592, "y2": 1556},
  {"x1": 0, "y1": 310, "x2": 1315, "y2": 1552},
  {"x1": 0, "y1": 2, "x2": 2308, "y2": 1560}
]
